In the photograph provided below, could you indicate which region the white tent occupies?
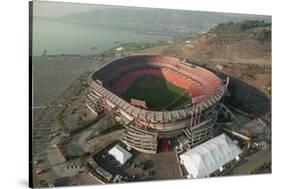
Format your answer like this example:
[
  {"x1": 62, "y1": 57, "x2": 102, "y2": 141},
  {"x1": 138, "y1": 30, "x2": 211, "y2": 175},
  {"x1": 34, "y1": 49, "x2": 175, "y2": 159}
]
[
  {"x1": 108, "y1": 144, "x2": 132, "y2": 165},
  {"x1": 179, "y1": 133, "x2": 241, "y2": 178}
]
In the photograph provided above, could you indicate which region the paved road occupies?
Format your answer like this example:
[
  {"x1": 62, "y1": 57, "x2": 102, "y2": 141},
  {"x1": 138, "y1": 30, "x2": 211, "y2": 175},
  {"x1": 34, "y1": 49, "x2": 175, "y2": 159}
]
[
  {"x1": 32, "y1": 106, "x2": 61, "y2": 186},
  {"x1": 231, "y1": 147, "x2": 271, "y2": 175},
  {"x1": 32, "y1": 107, "x2": 111, "y2": 186}
]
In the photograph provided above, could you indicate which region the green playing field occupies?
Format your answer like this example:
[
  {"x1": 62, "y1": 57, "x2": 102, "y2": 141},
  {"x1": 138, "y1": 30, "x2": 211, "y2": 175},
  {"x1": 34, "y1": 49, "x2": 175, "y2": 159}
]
[{"x1": 122, "y1": 75, "x2": 191, "y2": 110}]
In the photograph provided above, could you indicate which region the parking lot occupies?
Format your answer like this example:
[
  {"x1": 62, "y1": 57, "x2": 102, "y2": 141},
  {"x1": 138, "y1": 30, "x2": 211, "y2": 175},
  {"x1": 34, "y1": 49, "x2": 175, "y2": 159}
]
[{"x1": 91, "y1": 141, "x2": 183, "y2": 183}]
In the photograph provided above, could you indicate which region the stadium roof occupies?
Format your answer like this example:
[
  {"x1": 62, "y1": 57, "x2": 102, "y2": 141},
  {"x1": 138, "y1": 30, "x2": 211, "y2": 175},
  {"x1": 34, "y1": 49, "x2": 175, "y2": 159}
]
[
  {"x1": 179, "y1": 133, "x2": 241, "y2": 178},
  {"x1": 108, "y1": 144, "x2": 132, "y2": 165}
]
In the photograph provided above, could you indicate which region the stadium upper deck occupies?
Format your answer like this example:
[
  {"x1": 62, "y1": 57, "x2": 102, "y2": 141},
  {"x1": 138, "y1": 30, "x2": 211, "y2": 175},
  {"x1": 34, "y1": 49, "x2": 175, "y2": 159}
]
[{"x1": 89, "y1": 55, "x2": 225, "y2": 123}]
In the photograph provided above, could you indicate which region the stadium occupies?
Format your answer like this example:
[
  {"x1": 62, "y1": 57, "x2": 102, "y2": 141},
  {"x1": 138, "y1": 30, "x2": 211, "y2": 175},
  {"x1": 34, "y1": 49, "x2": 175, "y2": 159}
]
[{"x1": 86, "y1": 55, "x2": 228, "y2": 154}]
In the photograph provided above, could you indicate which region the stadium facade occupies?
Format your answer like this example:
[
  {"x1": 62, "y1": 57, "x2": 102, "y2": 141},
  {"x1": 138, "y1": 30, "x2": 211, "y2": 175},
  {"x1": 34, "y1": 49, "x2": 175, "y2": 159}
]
[{"x1": 86, "y1": 55, "x2": 228, "y2": 154}]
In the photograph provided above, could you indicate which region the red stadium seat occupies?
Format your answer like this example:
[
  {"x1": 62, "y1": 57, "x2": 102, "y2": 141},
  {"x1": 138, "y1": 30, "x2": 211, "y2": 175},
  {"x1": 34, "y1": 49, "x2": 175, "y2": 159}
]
[{"x1": 107, "y1": 56, "x2": 221, "y2": 104}]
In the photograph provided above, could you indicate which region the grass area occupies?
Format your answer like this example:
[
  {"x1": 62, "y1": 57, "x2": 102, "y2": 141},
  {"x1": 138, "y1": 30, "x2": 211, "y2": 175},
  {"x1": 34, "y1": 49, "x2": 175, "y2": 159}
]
[
  {"x1": 166, "y1": 95, "x2": 191, "y2": 110},
  {"x1": 123, "y1": 75, "x2": 190, "y2": 110}
]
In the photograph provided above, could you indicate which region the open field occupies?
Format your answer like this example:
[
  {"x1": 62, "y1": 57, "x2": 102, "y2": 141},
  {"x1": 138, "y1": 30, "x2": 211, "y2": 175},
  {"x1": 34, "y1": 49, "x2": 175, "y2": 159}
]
[{"x1": 122, "y1": 75, "x2": 191, "y2": 110}]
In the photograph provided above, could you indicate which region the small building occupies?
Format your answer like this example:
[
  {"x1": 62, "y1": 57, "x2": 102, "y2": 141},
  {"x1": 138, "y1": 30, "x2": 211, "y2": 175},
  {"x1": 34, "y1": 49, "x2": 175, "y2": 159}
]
[
  {"x1": 108, "y1": 144, "x2": 132, "y2": 165},
  {"x1": 179, "y1": 133, "x2": 241, "y2": 178}
]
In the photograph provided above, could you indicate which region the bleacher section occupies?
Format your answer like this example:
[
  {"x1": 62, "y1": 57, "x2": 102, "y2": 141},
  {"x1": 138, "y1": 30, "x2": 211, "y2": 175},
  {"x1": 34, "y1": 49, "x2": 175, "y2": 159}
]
[
  {"x1": 109, "y1": 68, "x2": 205, "y2": 98},
  {"x1": 92, "y1": 55, "x2": 221, "y2": 101}
]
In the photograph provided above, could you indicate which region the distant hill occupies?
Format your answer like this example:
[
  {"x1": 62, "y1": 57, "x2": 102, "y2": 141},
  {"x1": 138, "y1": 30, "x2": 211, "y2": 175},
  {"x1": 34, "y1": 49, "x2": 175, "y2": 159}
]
[
  {"x1": 138, "y1": 20, "x2": 271, "y2": 64},
  {"x1": 136, "y1": 20, "x2": 272, "y2": 96},
  {"x1": 183, "y1": 20, "x2": 271, "y2": 64},
  {"x1": 58, "y1": 7, "x2": 270, "y2": 37}
]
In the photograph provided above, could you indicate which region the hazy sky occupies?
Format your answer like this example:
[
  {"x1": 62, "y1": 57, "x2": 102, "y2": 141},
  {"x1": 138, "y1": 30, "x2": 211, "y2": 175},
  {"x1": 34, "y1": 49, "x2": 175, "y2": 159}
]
[
  {"x1": 32, "y1": 1, "x2": 106, "y2": 18},
  {"x1": 32, "y1": 1, "x2": 271, "y2": 20}
]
